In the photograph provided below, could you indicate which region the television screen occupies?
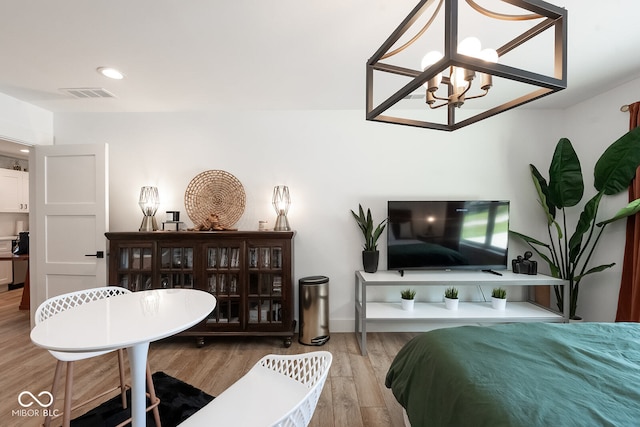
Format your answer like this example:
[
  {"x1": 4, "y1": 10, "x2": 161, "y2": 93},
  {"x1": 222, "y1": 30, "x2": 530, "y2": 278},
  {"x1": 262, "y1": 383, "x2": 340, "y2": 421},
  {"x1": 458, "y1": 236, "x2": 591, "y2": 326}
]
[{"x1": 387, "y1": 200, "x2": 509, "y2": 271}]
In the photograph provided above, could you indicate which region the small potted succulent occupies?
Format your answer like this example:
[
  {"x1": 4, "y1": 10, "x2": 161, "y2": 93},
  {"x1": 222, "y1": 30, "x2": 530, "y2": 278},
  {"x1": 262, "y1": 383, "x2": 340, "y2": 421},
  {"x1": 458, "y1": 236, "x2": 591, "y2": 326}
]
[
  {"x1": 444, "y1": 286, "x2": 459, "y2": 310},
  {"x1": 401, "y1": 288, "x2": 416, "y2": 311},
  {"x1": 491, "y1": 287, "x2": 507, "y2": 310}
]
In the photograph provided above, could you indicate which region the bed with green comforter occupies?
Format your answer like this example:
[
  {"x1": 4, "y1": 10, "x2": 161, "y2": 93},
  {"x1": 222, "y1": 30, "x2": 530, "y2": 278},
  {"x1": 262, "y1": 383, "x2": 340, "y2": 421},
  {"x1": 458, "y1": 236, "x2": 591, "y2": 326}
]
[{"x1": 385, "y1": 322, "x2": 640, "y2": 427}]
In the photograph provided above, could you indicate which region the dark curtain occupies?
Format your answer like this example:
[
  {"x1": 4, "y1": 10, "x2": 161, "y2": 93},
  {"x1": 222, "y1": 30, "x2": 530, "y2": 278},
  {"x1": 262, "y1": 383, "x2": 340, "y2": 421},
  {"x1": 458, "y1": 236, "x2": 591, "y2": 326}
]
[{"x1": 616, "y1": 102, "x2": 640, "y2": 322}]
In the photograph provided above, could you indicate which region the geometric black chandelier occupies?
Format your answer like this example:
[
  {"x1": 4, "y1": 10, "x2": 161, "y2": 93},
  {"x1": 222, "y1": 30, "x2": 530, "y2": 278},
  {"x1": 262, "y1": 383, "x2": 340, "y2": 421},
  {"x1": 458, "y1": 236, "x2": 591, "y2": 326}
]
[{"x1": 366, "y1": 0, "x2": 567, "y2": 131}]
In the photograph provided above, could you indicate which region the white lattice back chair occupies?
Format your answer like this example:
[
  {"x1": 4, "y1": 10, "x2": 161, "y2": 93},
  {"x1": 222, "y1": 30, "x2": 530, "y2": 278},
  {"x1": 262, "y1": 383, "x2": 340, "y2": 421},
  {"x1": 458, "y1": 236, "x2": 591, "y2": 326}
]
[
  {"x1": 35, "y1": 286, "x2": 161, "y2": 427},
  {"x1": 178, "y1": 351, "x2": 333, "y2": 427},
  {"x1": 265, "y1": 351, "x2": 333, "y2": 427}
]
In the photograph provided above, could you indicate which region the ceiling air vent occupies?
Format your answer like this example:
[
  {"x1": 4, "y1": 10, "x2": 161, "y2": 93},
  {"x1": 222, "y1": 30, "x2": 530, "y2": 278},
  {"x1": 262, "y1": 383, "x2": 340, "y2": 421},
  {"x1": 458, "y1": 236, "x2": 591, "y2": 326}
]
[{"x1": 60, "y1": 87, "x2": 116, "y2": 98}]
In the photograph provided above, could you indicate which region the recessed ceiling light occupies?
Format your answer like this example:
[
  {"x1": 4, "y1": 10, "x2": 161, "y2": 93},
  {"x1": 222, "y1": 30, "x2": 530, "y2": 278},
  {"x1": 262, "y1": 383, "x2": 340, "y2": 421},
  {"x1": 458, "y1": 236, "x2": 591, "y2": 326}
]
[
  {"x1": 19, "y1": 149, "x2": 29, "y2": 153},
  {"x1": 97, "y1": 67, "x2": 125, "y2": 80}
]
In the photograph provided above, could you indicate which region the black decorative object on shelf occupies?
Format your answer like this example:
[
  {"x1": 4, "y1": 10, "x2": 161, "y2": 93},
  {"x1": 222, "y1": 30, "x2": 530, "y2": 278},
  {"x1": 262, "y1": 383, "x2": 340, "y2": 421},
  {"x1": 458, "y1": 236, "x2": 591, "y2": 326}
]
[{"x1": 512, "y1": 251, "x2": 537, "y2": 275}]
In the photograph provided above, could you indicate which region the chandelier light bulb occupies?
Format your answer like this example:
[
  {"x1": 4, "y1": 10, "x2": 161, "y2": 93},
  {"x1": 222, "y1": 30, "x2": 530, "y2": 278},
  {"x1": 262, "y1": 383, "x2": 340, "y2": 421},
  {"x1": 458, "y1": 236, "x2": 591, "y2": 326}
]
[
  {"x1": 457, "y1": 37, "x2": 482, "y2": 57},
  {"x1": 480, "y1": 48, "x2": 499, "y2": 63},
  {"x1": 421, "y1": 51, "x2": 444, "y2": 70},
  {"x1": 451, "y1": 67, "x2": 468, "y2": 92},
  {"x1": 479, "y1": 48, "x2": 499, "y2": 90},
  {"x1": 421, "y1": 51, "x2": 444, "y2": 90}
]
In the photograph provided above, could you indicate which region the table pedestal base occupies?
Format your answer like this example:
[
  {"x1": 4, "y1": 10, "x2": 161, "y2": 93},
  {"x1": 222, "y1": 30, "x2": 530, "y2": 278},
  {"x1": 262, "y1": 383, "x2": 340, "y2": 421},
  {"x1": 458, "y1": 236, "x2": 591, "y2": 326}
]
[{"x1": 127, "y1": 343, "x2": 150, "y2": 427}]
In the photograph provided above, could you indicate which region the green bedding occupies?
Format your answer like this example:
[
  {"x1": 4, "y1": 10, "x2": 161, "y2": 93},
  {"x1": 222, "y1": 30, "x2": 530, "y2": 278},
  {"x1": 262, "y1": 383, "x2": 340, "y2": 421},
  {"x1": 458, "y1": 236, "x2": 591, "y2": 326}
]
[{"x1": 385, "y1": 322, "x2": 640, "y2": 427}]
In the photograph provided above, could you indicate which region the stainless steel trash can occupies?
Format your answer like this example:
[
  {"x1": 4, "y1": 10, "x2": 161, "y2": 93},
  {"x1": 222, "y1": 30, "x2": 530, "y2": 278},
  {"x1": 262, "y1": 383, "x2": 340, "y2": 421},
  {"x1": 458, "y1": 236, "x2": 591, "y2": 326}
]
[{"x1": 299, "y1": 276, "x2": 330, "y2": 345}]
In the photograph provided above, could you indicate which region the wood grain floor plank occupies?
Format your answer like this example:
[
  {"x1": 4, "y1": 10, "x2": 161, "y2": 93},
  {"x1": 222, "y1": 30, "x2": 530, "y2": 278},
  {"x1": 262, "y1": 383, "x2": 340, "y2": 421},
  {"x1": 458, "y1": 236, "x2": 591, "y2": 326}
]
[
  {"x1": 349, "y1": 352, "x2": 385, "y2": 408},
  {"x1": 309, "y1": 376, "x2": 335, "y2": 427},
  {"x1": 331, "y1": 376, "x2": 364, "y2": 427},
  {"x1": 365, "y1": 333, "x2": 407, "y2": 427},
  {"x1": 362, "y1": 406, "x2": 394, "y2": 427},
  {"x1": 0, "y1": 288, "x2": 416, "y2": 427}
]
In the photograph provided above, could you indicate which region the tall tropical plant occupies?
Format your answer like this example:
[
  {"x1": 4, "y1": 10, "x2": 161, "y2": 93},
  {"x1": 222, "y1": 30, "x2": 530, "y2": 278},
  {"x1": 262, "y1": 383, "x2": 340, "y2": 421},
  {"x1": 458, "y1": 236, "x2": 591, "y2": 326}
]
[
  {"x1": 351, "y1": 204, "x2": 387, "y2": 251},
  {"x1": 510, "y1": 127, "x2": 640, "y2": 319}
]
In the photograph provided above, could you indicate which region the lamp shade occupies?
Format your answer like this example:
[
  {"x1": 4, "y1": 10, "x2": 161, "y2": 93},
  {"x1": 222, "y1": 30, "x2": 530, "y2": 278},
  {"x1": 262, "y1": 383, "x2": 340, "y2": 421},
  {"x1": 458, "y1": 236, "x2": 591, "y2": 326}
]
[
  {"x1": 139, "y1": 186, "x2": 159, "y2": 231},
  {"x1": 272, "y1": 186, "x2": 291, "y2": 231}
]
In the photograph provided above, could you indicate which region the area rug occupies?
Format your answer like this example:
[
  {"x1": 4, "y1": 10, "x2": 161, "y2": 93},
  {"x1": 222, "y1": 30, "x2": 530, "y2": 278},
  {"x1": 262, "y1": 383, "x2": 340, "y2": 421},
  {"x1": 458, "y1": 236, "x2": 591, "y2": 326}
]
[{"x1": 71, "y1": 371, "x2": 214, "y2": 427}]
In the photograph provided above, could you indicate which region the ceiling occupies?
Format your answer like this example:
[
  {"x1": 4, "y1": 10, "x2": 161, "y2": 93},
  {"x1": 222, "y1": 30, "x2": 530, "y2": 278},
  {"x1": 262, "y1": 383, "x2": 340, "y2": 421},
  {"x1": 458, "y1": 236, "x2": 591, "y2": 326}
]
[{"x1": 0, "y1": 1, "x2": 638, "y2": 116}]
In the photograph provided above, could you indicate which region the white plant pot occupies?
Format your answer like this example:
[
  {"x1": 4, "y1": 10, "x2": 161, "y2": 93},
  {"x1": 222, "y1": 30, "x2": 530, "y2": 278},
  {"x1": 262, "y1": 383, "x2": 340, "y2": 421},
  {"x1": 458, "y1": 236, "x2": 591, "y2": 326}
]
[
  {"x1": 491, "y1": 297, "x2": 507, "y2": 310},
  {"x1": 444, "y1": 297, "x2": 459, "y2": 310},
  {"x1": 401, "y1": 298, "x2": 414, "y2": 311}
]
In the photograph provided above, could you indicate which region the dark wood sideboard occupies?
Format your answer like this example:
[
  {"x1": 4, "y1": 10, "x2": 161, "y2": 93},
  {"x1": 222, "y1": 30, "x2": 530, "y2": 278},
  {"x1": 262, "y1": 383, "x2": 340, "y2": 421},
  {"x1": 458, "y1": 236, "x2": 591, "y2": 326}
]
[{"x1": 105, "y1": 231, "x2": 295, "y2": 347}]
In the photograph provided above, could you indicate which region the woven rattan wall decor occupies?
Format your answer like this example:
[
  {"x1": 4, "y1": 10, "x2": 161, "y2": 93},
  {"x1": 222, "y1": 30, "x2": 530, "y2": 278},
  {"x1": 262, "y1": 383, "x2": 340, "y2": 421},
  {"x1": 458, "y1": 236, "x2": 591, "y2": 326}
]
[{"x1": 184, "y1": 170, "x2": 246, "y2": 229}]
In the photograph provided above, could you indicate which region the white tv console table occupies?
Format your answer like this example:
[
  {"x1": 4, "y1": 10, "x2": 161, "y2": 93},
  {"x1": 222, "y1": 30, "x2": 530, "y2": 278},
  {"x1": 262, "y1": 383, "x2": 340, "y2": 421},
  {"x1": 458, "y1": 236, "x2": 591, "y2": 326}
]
[{"x1": 354, "y1": 270, "x2": 568, "y2": 355}]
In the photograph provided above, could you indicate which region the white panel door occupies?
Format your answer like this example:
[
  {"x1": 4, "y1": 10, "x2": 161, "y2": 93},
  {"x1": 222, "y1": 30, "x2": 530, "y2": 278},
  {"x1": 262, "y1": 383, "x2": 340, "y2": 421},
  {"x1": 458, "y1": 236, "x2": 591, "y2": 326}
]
[
  {"x1": 31, "y1": 143, "x2": 109, "y2": 322},
  {"x1": 0, "y1": 260, "x2": 12, "y2": 286}
]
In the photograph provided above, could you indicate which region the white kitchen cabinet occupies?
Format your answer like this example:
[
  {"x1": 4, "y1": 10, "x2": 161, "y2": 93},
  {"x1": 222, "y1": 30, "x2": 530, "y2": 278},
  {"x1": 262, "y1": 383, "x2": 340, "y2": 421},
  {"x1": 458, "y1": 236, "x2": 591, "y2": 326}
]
[
  {"x1": 0, "y1": 169, "x2": 28, "y2": 212},
  {"x1": 0, "y1": 240, "x2": 13, "y2": 288},
  {"x1": 0, "y1": 260, "x2": 11, "y2": 287}
]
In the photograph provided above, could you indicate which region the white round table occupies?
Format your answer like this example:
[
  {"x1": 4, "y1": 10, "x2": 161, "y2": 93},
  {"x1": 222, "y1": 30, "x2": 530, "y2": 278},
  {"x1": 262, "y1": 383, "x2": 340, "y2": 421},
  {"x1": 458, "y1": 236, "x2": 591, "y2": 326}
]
[{"x1": 31, "y1": 288, "x2": 216, "y2": 427}]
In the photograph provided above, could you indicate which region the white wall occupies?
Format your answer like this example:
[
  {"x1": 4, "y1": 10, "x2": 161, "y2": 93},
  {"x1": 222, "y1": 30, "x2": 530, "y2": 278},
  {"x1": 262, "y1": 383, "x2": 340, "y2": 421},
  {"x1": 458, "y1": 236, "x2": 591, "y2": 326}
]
[
  {"x1": 559, "y1": 77, "x2": 640, "y2": 321},
  {"x1": 49, "y1": 77, "x2": 640, "y2": 329},
  {"x1": 0, "y1": 92, "x2": 53, "y2": 146},
  {"x1": 53, "y1": 107, "x2": 565, "y2": 331}
]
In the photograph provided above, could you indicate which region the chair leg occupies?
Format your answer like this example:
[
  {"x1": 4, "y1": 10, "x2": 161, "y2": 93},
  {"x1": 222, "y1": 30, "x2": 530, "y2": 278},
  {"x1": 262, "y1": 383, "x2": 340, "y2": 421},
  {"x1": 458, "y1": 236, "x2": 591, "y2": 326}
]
[
  {"x1": 62, "y1": 361, "x2": 74, "y2": 427},
  {"x1": 43, "y1": 354, "x2": 160, "y2": 427},
  {"x1": 44, "y1": 360, "x2": 65, "y2": 427},
  {"x1": 117, "y1": 349, "x2": 128, "y2": 409},
  {"x1": 146, "y1": 363, "x2": 162, "y2": 427}
]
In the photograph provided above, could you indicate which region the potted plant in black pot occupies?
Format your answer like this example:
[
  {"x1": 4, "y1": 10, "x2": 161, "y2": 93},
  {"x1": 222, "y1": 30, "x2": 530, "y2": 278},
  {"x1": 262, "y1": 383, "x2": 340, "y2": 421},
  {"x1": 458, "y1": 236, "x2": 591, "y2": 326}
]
[
  {"x1": 351, "y1": 204, "x2": 387, "y2": 273},
  {"x1": 510, "y1": 127, "x2": 640, "y2": 320}
]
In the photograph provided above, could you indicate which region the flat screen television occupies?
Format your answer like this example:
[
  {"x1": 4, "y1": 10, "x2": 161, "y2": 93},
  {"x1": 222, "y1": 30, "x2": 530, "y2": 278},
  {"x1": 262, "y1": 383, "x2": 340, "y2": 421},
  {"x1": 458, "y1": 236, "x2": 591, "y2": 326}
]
[{"x1": 387, "y1": 200, "x2": 509, "y2": 271}]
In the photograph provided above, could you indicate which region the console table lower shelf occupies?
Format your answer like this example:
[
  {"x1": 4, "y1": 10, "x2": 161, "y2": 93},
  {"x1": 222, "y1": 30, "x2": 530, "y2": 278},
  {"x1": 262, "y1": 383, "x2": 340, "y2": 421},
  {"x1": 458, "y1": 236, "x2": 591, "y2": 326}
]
[
  {"x1": 354, "y1": 270, "x2": 568, "y2": 355},
  {"x1": 365, "y1": 300, "x2": 564, "y2": 320}
]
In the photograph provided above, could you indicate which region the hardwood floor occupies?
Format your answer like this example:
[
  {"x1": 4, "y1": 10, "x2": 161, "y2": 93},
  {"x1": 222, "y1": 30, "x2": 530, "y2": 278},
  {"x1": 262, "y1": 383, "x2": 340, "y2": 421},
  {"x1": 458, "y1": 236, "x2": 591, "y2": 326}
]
[{"x1": 0, "y1": 288, "x2": 416, "y2": 427}]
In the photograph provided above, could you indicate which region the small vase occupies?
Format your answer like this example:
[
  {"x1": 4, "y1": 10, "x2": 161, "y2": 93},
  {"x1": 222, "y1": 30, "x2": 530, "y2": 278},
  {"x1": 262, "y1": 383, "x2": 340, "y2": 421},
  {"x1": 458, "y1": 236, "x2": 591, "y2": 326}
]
[
  {"x1": 362, "y1": 251, "x2": 379, "y2": 273},
  {"x1": 491, "y1": 297, "x2": 507, "y2": 310},
  {"x1": 444, "y1": 297, "x2": 458, "y2": 310},
  {"x1": 401, "y1": 298, "x2": 414, "y2": 311}
]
